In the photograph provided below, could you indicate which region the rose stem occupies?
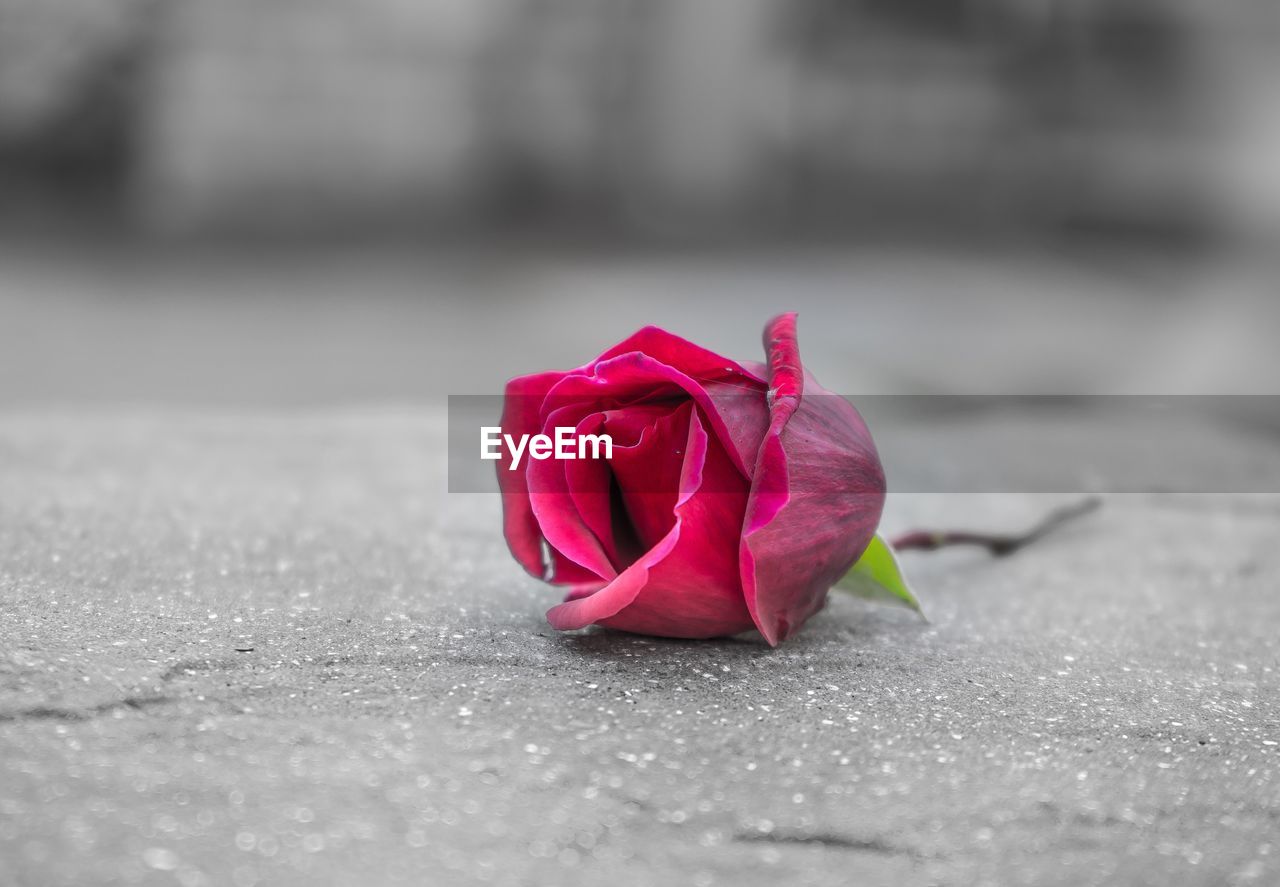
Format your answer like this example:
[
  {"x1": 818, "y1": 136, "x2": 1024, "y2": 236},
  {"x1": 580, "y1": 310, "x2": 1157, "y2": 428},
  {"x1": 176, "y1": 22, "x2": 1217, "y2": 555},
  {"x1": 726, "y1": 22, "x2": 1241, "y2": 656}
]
[{"x1": 888, "y1": 496, "x2": 1102, "y2": 557}]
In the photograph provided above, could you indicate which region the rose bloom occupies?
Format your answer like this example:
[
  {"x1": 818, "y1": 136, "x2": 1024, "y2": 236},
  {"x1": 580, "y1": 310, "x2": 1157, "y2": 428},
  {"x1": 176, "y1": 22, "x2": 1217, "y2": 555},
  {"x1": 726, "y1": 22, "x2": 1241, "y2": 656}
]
[{"x1": 497, "y1": 314, "x2": 885, "y2": 645}]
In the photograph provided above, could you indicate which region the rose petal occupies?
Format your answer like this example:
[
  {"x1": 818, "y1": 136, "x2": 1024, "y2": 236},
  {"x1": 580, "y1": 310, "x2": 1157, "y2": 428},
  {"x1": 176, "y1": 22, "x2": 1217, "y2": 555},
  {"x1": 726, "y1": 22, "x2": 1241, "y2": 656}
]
[
  {"x1": 527, "y1": 405, "x2": 621, "y2": 582},
  {"x1": 740, "y1": 314, "x2": 885, "y2": 645},
  {"x1": 600, "y1": 421, "x2": 752, "y2": 638},
  {"x1": 497, "y1": 370, "x2": 567, "y2": 578},
  {"x1": 544, "y1": 410, "x2": 707, "y2": 631},
  {"x1": 596, "y1": 326, "x2": 766, "y2": 387},
  {"x1": 597, "y1": 328, "x2": 773, "y2": 475},
  {"x1": 547, "y1": 409, "x2": 752, "y2": 637},
  {"x1": 547, "y1": 352, "x2": 762, "y2": 478},
  {"x1": 608, "y1": 402, "x2": 691, "y2": 552},
  {"x1": 602, "y1": 403, "x2": 674, "y2": 448},
  {"x1": 564, "y1": 404, "x2": 687, "y2": 571},
  {"x1": 564, "y1": 413, "x2": 623, "y2": 567},
  {"x1": 694, "y1": 379, "x2": 770, "y2": 479},
  {"x1": 501, "y1": 336, "x2": 760, "y2": 585}
]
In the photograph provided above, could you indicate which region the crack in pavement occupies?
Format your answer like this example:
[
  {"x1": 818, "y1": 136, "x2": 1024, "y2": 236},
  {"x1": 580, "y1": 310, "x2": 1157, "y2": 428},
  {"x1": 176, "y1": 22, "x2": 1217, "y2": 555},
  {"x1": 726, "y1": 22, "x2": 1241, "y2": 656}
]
[
  {"x1": 0, "y1": 694, "x2": 178, "y2": 723},
  {"x1": 733, "y1": 830, "x2": 927, "y2": 859}
]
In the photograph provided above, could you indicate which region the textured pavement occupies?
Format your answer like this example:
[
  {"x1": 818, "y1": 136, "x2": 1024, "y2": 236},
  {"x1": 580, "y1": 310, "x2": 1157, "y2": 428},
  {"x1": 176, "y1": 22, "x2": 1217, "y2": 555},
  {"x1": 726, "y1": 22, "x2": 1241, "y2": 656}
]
[{"x1": 2, "y1": 407, "x2": 1278, "y2": 887}]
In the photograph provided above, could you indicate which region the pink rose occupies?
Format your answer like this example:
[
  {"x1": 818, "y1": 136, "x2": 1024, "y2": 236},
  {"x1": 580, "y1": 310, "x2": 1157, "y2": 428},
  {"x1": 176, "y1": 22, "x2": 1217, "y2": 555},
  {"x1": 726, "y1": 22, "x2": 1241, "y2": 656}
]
[{"x1": 497, "y1": 314, "x2": 885, "y2": 645}]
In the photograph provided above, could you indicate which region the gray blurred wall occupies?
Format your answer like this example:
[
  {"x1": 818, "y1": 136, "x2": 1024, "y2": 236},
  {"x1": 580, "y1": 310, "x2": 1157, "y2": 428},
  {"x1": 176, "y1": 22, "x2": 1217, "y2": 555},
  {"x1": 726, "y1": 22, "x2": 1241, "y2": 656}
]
[{"x1": 0, "y1": 0, "x2": 1275, "y2": 240}]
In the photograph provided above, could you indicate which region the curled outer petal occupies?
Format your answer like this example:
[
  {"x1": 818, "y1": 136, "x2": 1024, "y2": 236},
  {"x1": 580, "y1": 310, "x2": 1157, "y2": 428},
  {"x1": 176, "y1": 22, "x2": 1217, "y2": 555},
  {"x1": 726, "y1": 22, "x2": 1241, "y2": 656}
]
[{"x1": 740, "y1": 314, "x2": 886, "y2": 645}]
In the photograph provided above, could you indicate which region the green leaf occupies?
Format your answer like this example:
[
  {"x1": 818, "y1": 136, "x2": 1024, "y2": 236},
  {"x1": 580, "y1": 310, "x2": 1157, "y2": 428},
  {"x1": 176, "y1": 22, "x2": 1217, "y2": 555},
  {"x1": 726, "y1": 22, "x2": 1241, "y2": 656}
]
[{"x1": 833, "y1": 534, "x2": 925, "y2": 618}]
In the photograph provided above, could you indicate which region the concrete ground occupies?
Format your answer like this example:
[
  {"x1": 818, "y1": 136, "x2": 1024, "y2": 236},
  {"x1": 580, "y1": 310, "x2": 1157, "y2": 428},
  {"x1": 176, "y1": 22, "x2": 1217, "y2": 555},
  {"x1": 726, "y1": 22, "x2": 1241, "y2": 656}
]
[{"x1": 1, "y1": 244, "x2": 1278, "y2": 886}]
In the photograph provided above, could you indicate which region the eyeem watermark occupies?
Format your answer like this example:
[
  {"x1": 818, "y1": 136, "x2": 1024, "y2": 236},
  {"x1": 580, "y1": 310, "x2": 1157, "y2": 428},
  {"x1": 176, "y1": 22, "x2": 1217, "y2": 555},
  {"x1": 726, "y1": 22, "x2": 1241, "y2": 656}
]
[{"x1": 481, "y1": 427, "x2": 613, "y2": 470}]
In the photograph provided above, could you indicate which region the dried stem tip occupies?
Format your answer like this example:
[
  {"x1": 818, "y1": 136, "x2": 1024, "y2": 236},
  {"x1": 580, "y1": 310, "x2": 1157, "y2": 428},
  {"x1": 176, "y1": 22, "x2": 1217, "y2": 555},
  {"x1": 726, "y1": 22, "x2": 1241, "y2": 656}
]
[{"x1": 889, "y1": 496, "x2": 1102, "y2": 557}]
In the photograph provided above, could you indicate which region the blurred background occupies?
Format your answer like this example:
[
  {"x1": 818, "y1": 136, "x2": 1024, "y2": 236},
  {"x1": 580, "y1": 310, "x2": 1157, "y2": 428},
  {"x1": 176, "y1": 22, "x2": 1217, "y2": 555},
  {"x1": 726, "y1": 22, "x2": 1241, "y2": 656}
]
[{"x1": 2, "y1": 0, "x2": 1279, "y2": 403}]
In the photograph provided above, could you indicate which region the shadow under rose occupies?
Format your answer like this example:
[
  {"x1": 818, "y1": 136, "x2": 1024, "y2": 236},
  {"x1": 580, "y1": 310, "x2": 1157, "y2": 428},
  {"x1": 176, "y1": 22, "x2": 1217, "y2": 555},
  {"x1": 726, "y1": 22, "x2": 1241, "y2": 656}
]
[
  {"x1": 551, "y1": 600, "x2": 927, "y2": 661},
  {"x1": 555, "y1": 627, "x2": 769, "y2": 661}
]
